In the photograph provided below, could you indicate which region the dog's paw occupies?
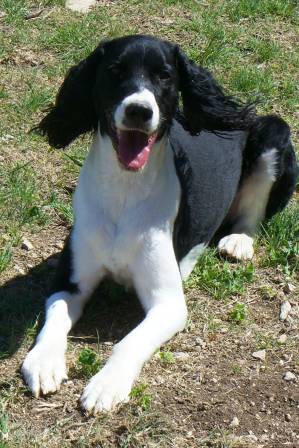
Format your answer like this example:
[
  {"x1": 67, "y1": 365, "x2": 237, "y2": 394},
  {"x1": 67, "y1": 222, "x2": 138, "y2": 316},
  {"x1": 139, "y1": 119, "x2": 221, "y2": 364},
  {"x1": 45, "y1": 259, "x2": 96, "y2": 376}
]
[
  {"x1": 218, "y1": 233, "x2": 254, "y2": 261},
  {"x1": 22, "y1": 344, "x2": 67, "y2": 397},
  {"x1": 80, "y1": 362, "x2": 133, "y2": 414}
]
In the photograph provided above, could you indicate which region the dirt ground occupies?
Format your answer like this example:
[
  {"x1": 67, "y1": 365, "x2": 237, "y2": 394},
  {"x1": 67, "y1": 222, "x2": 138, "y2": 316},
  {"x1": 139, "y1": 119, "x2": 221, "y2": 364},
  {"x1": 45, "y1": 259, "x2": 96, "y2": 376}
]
[
  {"x1": 1, "y1": 224, "x2": 298, "y2": 448},
  {"x1": 0, "y1": 0, "x2": 298, "y2": 447}
]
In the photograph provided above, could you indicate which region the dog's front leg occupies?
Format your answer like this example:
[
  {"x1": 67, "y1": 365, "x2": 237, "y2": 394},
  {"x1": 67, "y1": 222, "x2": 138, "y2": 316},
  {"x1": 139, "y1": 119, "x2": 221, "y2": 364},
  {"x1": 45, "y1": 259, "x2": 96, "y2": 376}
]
[
  {"x1": 22, "y1": 291, "x2": 88, "y2": 397},
  {"x1": 81, "y1": 234, "x2": 187, "y2": 413},
  {"x1": 22, "y1": 235, "x2": 104, "y2": 398}
]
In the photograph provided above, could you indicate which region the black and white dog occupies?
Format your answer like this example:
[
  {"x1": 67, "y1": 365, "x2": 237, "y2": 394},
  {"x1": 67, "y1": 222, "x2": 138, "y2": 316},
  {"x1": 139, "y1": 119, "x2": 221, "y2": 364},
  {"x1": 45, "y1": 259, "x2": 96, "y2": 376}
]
[{"x1": 22, "y1": 35, "x2": 298, "y2": 413}]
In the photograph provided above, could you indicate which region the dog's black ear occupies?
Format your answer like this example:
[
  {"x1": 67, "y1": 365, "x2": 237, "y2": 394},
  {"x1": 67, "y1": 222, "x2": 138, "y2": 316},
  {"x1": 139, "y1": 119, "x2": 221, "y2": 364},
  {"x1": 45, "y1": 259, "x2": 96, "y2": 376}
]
[
  {"x1": 175, "y1": 46, "x2": 255, "y2": 134},
  {"x1": 35, "y1": 42, "x2": 107, "y2": 149}
]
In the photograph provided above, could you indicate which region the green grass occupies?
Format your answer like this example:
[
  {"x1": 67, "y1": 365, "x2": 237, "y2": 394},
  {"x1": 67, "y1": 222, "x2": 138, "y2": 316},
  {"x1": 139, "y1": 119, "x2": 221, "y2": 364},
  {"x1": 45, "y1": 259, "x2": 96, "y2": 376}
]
[
  {"x1": 260, "y1": 203, "x2": 299, "y2": 275},
  {"x1": 0, "y1": 162, "x2": 49, "y2": 244},
  {"x1": 226, "y1": 0, "x2": 298, "y2": 21},
  {"x1": 247, "y1": 37, "x2": 282, "y2": 63},
  {"x1": 229, "y1": 66, "x2": 275, "y2": 99},
  {"x1": 15, "y1": 85, "x2": 53, "y2": 117},
  {"x1": 255, "y1": 332, "x2": 280, "y2": 351},
  {"x1": 0, "y1": 161, "x2": 49, "y2": 277},
  {"x1": 49, "y1": 191, "x2": 73, "y2": 224},
  {"x1": 186, "y1": 251, "x2": 255, "y2": 299},
  {"x1": 0, "y1": 0, "x2": 298, "y2": 446},
  {"x1": 1, "y1": 0, "x2": 28, "y2": 25},
  {"x1": 0, "y1": 413, "x2": 9, "y2": 440},
  {"x1": 0, "y1": 248, "x2": 12, "y2": 274}
]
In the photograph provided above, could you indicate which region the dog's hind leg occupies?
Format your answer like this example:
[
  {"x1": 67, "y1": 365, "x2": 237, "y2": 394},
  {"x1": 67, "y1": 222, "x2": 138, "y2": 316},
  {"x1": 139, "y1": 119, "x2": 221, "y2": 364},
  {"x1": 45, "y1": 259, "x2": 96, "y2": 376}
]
[
  {"x1": 217, "y1": 116, "x2": 298, "y2": 261},
  {"x1": 80, "y1": 234, "x2": 187, "y2": 413},
  {"x1": 22, "y1": 233, "x2": 104, "y2": 397},
  {"x1": 217, "y1": 148, "x2": 277, "y2": 260}
]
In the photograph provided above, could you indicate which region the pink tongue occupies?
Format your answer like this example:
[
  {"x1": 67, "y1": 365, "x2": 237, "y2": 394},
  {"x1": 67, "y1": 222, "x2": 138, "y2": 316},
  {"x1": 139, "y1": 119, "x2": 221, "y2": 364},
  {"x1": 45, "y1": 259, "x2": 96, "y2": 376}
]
[{"x1": 118, "y1": 130, "x2": 155, "y2": 170}]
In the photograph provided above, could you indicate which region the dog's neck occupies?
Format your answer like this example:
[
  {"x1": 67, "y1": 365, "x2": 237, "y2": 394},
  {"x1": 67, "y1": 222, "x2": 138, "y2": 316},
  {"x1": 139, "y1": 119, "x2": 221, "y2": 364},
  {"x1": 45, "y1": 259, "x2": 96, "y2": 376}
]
[{"x1": 77, "y1": 129, "x2": 171, "y2": 223}]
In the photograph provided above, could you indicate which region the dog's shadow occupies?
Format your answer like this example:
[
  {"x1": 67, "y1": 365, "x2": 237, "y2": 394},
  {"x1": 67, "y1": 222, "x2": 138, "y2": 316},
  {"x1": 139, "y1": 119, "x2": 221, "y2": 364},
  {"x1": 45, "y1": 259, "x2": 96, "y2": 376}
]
[{"x1": 0, "y1": 253, "x2": 144, "y2": 359}]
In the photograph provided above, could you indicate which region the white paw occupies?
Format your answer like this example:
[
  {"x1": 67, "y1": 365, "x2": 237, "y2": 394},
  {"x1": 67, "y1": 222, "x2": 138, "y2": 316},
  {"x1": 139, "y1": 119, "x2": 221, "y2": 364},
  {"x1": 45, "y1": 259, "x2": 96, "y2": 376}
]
[
  {"x1": 218, "y1": 233, "x2": 254, "y2": 261},
  {"x1": 80, "y1": 361, "x2": 134, "y2": 414},
  {"x1": 22, "y1": 344, "x2": 67, "y2": 397}
]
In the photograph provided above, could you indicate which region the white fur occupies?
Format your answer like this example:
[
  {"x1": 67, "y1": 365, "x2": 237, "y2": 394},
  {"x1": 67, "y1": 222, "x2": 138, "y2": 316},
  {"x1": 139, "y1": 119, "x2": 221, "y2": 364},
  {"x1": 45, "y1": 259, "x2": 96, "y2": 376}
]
[
  {"x1": 218, "y1": 233, "x2": 254, "y2": 260},
  {"x1": 217, "y1": 148, "x2": 278, "y2": 261},
  {"x1": 114, "y1": 88, "x2": 160, "y2": 133},
  {"x1": 261, "y1": 148, "x2": 278, "y2": 182},
  {"x1": 21, "y1": 291, "x2": 87, "y2": 397},
  {"x1": 179, "y1": 243, "x2": 206, "y2": 280},
  {"x1": 22, "y1": 127, "x2": 188, "y2": 412},
  {"x1": 228, "y1": 148, "x2": 277, "y2": 235}
]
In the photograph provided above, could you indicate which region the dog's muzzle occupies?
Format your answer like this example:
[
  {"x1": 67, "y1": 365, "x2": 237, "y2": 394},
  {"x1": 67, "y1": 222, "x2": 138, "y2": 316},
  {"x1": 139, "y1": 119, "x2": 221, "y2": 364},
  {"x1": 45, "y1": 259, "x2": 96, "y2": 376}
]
[{"x1": 113, "y1": 90, "x2": 160, "y2": 171}]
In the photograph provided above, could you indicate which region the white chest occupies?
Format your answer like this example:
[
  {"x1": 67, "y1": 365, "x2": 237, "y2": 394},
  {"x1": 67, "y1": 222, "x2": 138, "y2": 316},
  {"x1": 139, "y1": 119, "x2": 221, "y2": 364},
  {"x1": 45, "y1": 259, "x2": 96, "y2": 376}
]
[{"x1": 72, "y1": 133, "x2": 181, "y2": 283}]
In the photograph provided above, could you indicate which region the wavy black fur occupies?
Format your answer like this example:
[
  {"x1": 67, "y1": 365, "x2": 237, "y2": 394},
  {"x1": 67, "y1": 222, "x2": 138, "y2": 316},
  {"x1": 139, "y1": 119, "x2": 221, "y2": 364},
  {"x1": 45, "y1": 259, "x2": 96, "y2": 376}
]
[
  {"x1": 34, "y1": 35, "x2": 257, "y2": 149},
  {"x1": 175, "y1": 47, "x2": 256, "y2": 135},
  {"x1": 35, "y1": 44, "x2": 105, "y2": 148}
]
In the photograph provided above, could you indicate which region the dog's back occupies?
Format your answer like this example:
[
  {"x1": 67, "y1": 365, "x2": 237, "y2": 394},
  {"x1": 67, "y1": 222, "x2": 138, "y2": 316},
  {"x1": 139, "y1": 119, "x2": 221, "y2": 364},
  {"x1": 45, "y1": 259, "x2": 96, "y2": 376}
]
[{"x1": 170, "y1": 120, "x2": 247, "y2": 262}]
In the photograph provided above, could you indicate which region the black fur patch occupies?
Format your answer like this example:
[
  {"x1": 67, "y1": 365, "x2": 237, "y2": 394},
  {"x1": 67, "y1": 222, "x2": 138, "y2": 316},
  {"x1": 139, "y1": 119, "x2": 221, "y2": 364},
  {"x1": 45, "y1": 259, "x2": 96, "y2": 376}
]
[
  {"x1": 50, "y1": 232, "x2": 78, "y2": 295},
  {"x1": 171, "y1": 120, "x2": 247, "y2": 260}
]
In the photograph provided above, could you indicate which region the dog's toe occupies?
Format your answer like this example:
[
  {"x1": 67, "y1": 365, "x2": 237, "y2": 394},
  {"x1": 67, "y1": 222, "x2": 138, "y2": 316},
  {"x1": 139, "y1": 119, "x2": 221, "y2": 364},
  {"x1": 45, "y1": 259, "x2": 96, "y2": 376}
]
[
  {"x1": 218, "y1": 233, "x2": 254, "y2": 261},
  {"x1": 80, "y1": 363, "x2": 132, "y2": 414},
  {"x1": 22, "y1": 345, "x2": 67, "y2": 397}
]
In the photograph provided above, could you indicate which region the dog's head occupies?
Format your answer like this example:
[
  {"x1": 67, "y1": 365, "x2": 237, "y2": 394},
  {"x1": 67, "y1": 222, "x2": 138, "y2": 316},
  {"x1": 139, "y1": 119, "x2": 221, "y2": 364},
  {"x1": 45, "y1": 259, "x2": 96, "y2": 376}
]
[{"x1": 37, "y1": 35, "x2": 254, "y2": 171}]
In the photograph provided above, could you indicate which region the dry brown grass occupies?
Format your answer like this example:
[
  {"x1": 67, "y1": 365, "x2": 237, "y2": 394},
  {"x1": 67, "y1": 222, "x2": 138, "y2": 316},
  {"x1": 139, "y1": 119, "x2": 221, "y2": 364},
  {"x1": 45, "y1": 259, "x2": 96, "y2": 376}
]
[{"x1": 0, "y1": 1, "x2": 298, "y2": 446}]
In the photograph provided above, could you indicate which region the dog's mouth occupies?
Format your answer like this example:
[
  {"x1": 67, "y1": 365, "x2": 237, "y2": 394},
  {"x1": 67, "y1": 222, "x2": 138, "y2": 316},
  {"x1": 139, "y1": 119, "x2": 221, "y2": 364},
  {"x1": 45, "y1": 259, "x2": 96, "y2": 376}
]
[{"x1": 115, "y1": 129, "x2": 157, "y2": 171}]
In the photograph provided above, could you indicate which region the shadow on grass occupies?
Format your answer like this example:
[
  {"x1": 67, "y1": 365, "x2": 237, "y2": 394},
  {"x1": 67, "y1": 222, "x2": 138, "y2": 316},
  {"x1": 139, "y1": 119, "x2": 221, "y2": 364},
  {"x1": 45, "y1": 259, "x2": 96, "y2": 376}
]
[{"x1": 0, "y1": 255, "x2": 144, "y2": 359}]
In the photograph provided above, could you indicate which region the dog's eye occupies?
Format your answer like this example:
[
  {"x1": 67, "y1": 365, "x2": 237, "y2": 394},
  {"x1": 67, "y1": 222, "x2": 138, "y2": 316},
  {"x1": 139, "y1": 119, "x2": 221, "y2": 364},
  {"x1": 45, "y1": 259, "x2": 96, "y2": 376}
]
[
  {"x1": 108, "y1": 64, "x2": 124, "y2": 79},
  {"x1": 158, "y1": 69, "x2": 171, "y2": 81}
]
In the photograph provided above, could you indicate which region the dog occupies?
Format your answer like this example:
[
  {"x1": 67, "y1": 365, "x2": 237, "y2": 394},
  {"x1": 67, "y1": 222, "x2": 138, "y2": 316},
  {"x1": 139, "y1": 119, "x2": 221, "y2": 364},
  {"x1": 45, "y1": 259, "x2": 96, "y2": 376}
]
[{"x1": 22, "y1": 35, "x2": 298, "y2": 413}]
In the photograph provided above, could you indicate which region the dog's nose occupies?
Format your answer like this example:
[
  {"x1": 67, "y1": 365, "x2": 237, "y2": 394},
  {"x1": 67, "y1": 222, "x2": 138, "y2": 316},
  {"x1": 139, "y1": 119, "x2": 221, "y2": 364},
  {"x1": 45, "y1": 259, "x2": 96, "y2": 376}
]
[{"x1": 125, "y1": 104, "x2": 153, "y2": 123}]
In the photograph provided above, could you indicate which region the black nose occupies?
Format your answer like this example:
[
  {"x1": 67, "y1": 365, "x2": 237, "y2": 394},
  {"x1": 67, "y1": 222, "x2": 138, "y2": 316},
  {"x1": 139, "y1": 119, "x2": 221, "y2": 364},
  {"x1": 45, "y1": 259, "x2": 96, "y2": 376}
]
[{"x1": 125, "y1": 104, "x2": 153, "y2": 123}]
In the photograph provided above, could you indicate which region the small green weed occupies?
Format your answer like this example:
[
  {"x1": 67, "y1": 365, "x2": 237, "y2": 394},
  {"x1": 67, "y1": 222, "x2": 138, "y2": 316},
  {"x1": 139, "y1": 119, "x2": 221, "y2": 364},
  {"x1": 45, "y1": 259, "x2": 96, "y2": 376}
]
[
  {"x1": 0, "y1": 442, "x2": 9, "y2": 448},
  {"x1": 0, "y1": 247, "x2": 12, "y2": 274},
  {"x1": 0, "y1": 413, "x2": 9, "y2": 441},
  {"x1": 231, "y1": 365, "x2": 243, "y2": 375},
  {"x1": 24, "y1": 317, "x2": 40, "y2": 342},
  {"x1": 75, "y1": 348, "x2": 101, "y2": 379},
  {"x1": 130, "y1": 384, "x2": 152, "y2": 411},
  {"x1": 255, "y1": 333, "x2": 277, "y2": 350},
  {"x1": 228, "y1": 303, "x2": 247, "y2": 323},
  {"x1": 259, "y1": 285, "x2": 277, "y2": 300},
  {"x1": 206, "y1": 315, "x2": 223, "y2": 332},
  {"x1": 158, "y1": 351, "x2": 175, "y2": 365},
  {"x1": 0, "y1": 88, "x2": 8, "y2": 100}
]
